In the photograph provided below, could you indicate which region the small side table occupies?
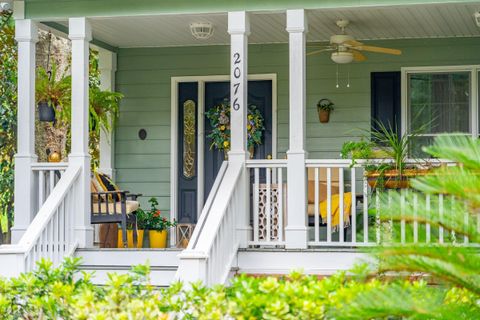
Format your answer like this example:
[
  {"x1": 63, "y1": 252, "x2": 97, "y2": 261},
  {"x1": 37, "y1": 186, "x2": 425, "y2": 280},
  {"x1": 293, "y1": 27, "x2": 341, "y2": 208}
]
[{"x1": 176, "y1": 223, "x2": 195, "y2": 248}]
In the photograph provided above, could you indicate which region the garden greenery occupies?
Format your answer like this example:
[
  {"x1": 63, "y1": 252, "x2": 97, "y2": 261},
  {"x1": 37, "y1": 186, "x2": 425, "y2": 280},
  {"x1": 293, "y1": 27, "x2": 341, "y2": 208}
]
[
  {"x1": 0, "y1": 258, "x2": 476, "y2": 320},
  {"x1": 0, "y1": 12, "x2": 16, "y2": 239}
]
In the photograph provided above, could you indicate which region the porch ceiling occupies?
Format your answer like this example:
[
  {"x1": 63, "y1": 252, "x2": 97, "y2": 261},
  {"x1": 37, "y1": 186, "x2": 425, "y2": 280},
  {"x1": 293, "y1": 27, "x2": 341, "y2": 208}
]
[{"x1": 54, "y1": 2, "x2": 480, "y2": 48}]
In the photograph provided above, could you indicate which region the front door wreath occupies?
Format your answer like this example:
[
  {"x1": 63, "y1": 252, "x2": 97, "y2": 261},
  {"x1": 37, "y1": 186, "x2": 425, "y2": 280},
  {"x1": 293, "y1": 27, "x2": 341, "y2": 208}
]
[{"x1": 205, "y1": 99, "x2": 265, "y2": 158}]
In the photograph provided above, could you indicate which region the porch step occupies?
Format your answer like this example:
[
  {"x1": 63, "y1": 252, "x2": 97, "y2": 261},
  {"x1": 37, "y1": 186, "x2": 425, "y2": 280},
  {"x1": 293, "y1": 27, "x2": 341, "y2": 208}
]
[
  {"x1": 234, "y1": 248, "x2": 371, "y2": 276},
  {"x1": 75, "y1": 248, "x2": 182, "y2": 287}
]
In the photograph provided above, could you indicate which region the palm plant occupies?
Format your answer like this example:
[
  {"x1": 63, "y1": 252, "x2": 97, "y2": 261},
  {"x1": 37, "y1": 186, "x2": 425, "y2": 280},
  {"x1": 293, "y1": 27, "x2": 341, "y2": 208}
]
[{"x1": 331, "y1": 134, "x2": 480, "y2": 319}]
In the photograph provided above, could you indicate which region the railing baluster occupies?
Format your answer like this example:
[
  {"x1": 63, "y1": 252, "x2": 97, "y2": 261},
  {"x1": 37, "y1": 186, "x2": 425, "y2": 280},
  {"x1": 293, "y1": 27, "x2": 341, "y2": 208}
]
[
  {"x1": 253, "y1": 168, "x2": 260, "y2": 243},
  {"x1": 350, "y1": 167, "x2": 356, "y2": 244},
  {"x1": 439, "y1": 194, "x2": 444, "y2": 244},
  {"x1": 375, "y1": 190, "x2": 380, "y2": 244},
  {"x1": 39, "y1": 170, "x2": 45, "y2": 209},
  {"x1": 451, "y1": 196, "x2": 456, "y2": 244},
  {"x1": 266, "y1": 168, "x2": 271, "y2": 242},
  {"x1": 49, "y1": 170, "x2": 55, "y2": 196},
  {"x1": 339, "y1": 168, "x2": 344, "y2": 242},
  {"x1": 314, "y1": 168, "x2": 320, "y2": 243},
  {"x1": 363, "y1": 174, "x2": 369, "y2": 244},
  {"x1": 464, "y1": 199, "x2": 469, "y2": 245},
  {"x1": 60, "y1": 198, "x2": 65, "y2": 257},
  {"x1": 413, "y1": 192, "x2": 418, "y2": 243},
  {"x1": 326, "y1": 167, "x2": 332, "y2": 243},
  {"x1": 277, "y1": 167, "x2": 284, "y2": 242},
  {"x1": 401, "y1": 190, "x2": 406, "y2": 244},
  {"x1": 426, "y1": 194, "x2": 431, "y2": 243}
]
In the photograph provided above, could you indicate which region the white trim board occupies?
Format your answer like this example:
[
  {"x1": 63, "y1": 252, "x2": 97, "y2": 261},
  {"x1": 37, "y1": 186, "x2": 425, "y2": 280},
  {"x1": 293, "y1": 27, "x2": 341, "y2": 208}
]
[{"x1": 170, "y1": 74, "x2": 278, "y2": 244}]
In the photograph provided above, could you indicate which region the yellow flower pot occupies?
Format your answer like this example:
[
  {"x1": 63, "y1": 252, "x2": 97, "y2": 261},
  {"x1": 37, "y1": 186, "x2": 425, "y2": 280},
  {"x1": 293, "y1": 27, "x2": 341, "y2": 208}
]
[
  {"x1": 149, "y1": 230, "x2": 168, "y2": 248},
  {"x1": 117, "y1": 230, "x2": 144, "y2": 248}
]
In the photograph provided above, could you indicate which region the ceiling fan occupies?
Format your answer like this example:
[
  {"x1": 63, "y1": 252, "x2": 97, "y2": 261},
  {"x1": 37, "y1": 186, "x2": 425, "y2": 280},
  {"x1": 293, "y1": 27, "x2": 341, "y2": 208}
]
[{"x1": 308, "y1": 19, "x2": 402, "y2": 64}]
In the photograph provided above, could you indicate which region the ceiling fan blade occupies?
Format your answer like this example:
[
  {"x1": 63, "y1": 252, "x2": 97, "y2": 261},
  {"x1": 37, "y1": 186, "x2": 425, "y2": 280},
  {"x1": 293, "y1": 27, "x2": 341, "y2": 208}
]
[
  {"x1": 307, "y1": 48, "x2": 334, "y2": 56},
  {"x1": 343, "y1": 39, "x2": 364, "y2": 47},
  {"x1": 354, "y1": 45, "x2": 402, "y2": 55},
  {"x1": 350, "y1": 49, "x2": 367, "y2": 62}
]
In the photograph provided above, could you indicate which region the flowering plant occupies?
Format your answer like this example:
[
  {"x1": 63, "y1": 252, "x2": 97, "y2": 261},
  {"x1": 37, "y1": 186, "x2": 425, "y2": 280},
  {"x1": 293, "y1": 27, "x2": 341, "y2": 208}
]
[
  {"x1": 142, "y1": 197, "x2": 176, "y2": 231},
  {"x1": 205, "y1": 99, "x2": 265, "y2": 153}
]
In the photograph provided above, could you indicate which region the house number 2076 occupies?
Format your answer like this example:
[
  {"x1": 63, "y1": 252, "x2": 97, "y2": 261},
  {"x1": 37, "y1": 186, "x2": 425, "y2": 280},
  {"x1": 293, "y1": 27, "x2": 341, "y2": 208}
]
[{"x1": 232, "y1": 52, "x2": 241, "y2": 111}]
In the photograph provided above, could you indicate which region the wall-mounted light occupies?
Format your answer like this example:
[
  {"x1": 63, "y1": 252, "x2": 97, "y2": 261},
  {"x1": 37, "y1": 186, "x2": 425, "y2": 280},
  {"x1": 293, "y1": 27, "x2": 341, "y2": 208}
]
[{"x1": 138, "y1": 129, "x2": 147, "y2": 140}]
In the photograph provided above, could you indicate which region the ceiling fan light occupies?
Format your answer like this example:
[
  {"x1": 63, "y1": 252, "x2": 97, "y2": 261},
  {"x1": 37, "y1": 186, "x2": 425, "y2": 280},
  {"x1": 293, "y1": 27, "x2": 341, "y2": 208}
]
[{"x1": 331, "y1": 51, "x2": 354, "y2": 64}]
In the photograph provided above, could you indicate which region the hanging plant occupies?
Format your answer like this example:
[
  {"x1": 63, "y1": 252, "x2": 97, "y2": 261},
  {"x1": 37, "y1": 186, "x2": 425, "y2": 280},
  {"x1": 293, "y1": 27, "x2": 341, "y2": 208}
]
[
  {"x1": 35, "y1": 63, "x2": 71, "y2": 123},
  {"x1": 205, "y1": 99, "x2": 265, "y2": 155},
  {"x1": 317, "y1": 98, "x2": 334, "y2": 123}
]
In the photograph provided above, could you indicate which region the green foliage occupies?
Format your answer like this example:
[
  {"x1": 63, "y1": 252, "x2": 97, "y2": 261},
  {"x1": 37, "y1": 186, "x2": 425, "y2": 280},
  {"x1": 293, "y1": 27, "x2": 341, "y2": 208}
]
[
  {"x1": 340, "y1": 139, "x2": 374, "y2": 164},
  {"x1": 139, "y1": 197, "x2": 176, "y2": 231},
  {"x1": 35, "y1": 63, "x2": 71, "y2": 122},
  {"x1": 334, "y1": 134, "x2": 480, "y2": 319},
  {"x1": 88, "y1": 50, "x2": 123, "y2": 169},
  {"x1": 1, "y1": 254, "x2": 477, "y2": 319},
  {"x1": 0, "y1": 12, "x2": 16, "y2": 236},
  {"x1": 317, "y1": 99, "x2": 334, "y2": 111}
]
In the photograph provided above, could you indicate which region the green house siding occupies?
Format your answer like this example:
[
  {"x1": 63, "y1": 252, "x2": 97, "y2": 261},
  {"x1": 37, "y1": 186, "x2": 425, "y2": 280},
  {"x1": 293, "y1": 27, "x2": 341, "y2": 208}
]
[{"x1": 114, "y1": 37, "x2": 480, "y2": 213}]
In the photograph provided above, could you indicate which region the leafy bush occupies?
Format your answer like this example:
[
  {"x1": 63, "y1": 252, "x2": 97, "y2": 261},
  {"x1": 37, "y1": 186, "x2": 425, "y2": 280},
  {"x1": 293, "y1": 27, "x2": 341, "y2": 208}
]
[
  {"x1": 0, "y1": 257, "x2": 476, "y2": 320},
  {"x1": 0, "y1": 12, "x2": 16, "y2": 240}
]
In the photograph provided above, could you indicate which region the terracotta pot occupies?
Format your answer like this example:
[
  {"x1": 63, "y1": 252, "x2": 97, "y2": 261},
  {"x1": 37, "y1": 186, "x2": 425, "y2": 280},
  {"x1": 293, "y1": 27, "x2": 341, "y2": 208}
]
[
  {"x1": 366, "y1": 169, "x2": 430, "y2": 189},
  {"x1": 318, "y1": 109, "x2": 330, "y2": 123},
  {"x1": 149, "y1": 230, "x2": 168, "y2": 248},
  {"x1": 117, "y1": 229, "x2": 144, "y2": 248}
]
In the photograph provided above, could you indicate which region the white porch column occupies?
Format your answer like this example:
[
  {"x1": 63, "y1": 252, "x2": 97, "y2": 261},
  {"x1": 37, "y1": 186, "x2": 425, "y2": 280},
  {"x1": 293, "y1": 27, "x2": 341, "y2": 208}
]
[
  {"x1": 11, "y1": 19, "x2": 38, "y2": 243},
  {"x1": 285, "y1": 9, "x2": 308, "y2": 249},
  {"x1": 98, "y1": 49, "x2": 117, "y2": 178},
  {"x1": 228, "y1": 11, "x2": 250, "y2": 247},
  {"x1": 69, "y1": 17, "x2": 94, "y2": 248}
]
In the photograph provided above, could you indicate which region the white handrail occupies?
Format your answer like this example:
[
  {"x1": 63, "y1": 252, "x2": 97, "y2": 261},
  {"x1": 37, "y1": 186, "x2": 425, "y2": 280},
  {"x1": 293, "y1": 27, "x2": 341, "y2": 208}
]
[
  {"x1": 31, "y1": 162, "x2": 69, "y2": 170},
  {"x1": 0, "y1": 165, "x2": 81, "y2": 276},
  {"x1": 187, "y1": 161, "x2": 228, "y2": 249},
  {"x1": 176, "y1": 161, "x2": 243, "y2": 286}
]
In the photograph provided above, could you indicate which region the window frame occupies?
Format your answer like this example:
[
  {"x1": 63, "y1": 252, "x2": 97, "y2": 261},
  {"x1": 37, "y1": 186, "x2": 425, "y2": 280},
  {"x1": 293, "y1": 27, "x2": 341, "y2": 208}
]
[{"x1": 401, "y1": 65, "x2": 480, "y2": 153}]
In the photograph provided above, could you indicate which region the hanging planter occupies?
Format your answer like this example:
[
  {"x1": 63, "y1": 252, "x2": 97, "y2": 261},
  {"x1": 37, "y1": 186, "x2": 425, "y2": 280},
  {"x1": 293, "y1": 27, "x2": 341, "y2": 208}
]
[
  {"x1": 38, "y1": 101, "x2": 56, "y2": 122},
  {"x1": 317, "y1": 98, "x2": 335, "y2": 123}
]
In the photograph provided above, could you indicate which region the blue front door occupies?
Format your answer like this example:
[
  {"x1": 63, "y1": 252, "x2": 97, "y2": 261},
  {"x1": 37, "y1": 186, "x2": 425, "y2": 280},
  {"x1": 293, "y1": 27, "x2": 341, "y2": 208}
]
[
  {"x1": 204, "y1": 80, "x2": 273, "y2": 202},
  {"x1": 177, "y1": 80, "x2": 273, "y2": 224}
]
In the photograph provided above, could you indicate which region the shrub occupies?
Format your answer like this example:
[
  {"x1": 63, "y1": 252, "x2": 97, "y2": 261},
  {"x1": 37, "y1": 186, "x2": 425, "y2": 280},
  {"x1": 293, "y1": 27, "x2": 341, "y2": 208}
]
[{"x1": 1, "y1": 258, "x2": 475, "y2": 320}]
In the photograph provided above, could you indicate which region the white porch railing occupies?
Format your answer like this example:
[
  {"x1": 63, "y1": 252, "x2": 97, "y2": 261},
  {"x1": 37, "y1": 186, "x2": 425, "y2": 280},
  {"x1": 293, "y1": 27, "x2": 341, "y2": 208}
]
[
  {"x1": 31, "y1": 162, "x2": 69, "y2": 211},
  {"x1": 246, "y1": 159, "x2": 287, "y2": 246},
  {"x1": 176, "y1": 161, "x2": 244, "y2": 286},
  {"x1": 0, "y1": 165, "x2": 81, "y2": 277}
]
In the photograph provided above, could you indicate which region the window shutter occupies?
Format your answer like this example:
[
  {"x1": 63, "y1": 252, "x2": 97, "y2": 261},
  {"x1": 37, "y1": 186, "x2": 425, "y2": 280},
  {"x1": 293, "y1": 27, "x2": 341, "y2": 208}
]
[{"x1": 371, "y1": 71, "x2": 401, "y2": 138}]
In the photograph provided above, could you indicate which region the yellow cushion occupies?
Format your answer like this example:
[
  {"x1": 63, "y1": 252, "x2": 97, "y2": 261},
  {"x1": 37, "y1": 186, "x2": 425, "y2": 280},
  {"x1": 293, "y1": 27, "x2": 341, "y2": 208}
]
[
  {"x1": 92, "y1": 200, "x2": 139, "y2": 215},
  {"x1": 307, "y1": 192, "x2": 352, "y2": 227}
]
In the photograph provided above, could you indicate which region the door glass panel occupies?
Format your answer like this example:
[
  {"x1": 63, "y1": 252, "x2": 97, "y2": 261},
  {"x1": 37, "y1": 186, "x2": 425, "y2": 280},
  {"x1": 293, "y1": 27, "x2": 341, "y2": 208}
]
[{"x1": 183, "y1": 100, "x2": 196, "y2": 179}]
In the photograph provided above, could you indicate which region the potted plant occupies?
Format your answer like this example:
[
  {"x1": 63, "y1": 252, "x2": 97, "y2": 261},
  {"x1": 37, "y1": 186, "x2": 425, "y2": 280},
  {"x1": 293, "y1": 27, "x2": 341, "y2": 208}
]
[
  {"x1": 342, "y1": 121, "x2": 430, "y2": 189},
  {"x1": 144, "y1": 197, "x2": 176, "y2": 248},
  {"x1": 35, "y1": 63, "x2": 71, "y2": 123},
  {"x1": 317, "y1": 99, "x2": 334, "y2": 123}
]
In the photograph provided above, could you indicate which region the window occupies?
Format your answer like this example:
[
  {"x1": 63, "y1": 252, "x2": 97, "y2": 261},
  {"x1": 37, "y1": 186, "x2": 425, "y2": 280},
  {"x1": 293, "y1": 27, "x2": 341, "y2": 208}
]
[{"x1": 403, "y1": 66, "x2": 478, "y2": 157}]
